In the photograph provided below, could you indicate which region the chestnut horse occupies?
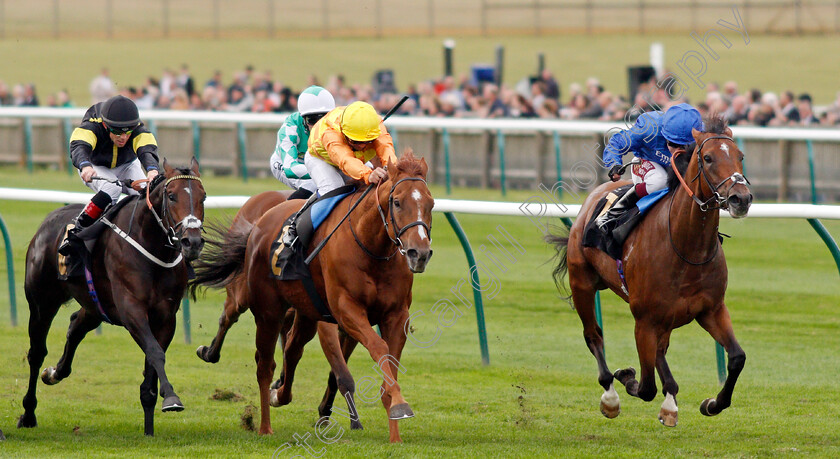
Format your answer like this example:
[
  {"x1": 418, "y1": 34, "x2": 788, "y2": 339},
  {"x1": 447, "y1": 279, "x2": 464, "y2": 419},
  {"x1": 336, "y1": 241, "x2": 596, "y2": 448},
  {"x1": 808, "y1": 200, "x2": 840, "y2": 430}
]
[
  {"x1": 191, "y1": 151, "x2": 433, "y2": 442},
  {"x1": 18, "y1": 158, "x2": 205, "y2": 436},
  {"x1": 193, "y1": 190, "x2": 363, "y2": 429},
  {"x1": 548, "y1": 116, "x2": 752, "y2": 426}
]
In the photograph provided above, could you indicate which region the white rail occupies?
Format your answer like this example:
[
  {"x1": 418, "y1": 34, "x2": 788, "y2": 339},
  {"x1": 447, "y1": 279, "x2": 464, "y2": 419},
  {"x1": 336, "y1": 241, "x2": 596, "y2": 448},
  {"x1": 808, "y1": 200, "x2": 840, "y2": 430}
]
[
  {"x1": 2, "y1": 187, "x2": 840, "y2": 220},
  {"x1": 1, "y1": 107, "x2": 839, "y2": 142}
]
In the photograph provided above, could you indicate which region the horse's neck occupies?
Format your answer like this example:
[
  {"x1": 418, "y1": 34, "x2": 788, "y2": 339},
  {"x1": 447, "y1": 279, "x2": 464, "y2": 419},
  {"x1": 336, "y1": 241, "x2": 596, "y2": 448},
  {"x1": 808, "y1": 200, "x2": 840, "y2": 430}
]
[
  {"x1": 669, "y1": 185, "x2": 721, "y2": 258},
  {"x1": 124, "y1": 197, "x2": 172, "y2": 253}
]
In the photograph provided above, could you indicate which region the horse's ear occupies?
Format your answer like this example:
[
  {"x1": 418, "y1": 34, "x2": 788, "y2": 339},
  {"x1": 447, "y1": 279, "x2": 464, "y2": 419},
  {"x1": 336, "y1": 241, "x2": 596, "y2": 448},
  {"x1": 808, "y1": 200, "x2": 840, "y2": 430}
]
[
  {"x1": 162, "y1": 157, "x2": 174, "y2": 175},
  {"x1": 723, "y1": 126, "x2": 733, "y2": 138},
  {"x1": 691, "y1": 128, "x2": 703, "y2": 143},
  {"x1": 387, "y1": 157, "x2": 397, "y2": 174},
  {"x1": 420, "y1": 157, "x2": 429, "y2": 178},
  {"x1": 190, "y1": 156, "x2": 200, "y2": 175}
]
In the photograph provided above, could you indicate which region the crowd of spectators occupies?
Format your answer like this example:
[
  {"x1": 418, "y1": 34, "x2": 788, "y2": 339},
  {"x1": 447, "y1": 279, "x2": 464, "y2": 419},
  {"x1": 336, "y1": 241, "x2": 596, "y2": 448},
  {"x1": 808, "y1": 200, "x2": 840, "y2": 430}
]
[{"x1": 2, "y1": 64, "x2": 840, "y2": 128}]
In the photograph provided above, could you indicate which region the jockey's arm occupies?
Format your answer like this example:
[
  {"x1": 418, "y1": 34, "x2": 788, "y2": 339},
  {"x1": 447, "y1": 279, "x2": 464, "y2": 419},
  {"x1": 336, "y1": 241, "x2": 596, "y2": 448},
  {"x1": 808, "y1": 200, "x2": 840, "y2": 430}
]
[
  {"x1": 323, "y1": 131, "x2": 375, "y2": 183},
  {"x1": 373, "y1": 123, "x2": 398, "y2": 170},
  {"x1": 276, "y1": 117, "x2": 310, "y2": 179}
]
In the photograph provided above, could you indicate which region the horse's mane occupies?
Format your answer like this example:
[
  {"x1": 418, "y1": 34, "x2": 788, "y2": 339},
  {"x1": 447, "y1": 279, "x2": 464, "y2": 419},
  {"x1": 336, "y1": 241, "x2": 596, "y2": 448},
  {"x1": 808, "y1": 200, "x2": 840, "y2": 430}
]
[
  {"x1": 394, "y1": 149, "x2": 424, "y2": 177},
  {"x1": 665, "y1": 112, "x2": 728, "y2": 191}
]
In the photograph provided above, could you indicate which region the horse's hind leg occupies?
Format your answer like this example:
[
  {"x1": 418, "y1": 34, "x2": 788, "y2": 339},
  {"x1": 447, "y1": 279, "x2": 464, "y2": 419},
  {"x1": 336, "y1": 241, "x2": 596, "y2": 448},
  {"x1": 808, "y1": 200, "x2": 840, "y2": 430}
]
[
  {"x1": 696, "y1": 304, "x2": 745, "y2": 417},
  {"x1": 41, "y1": 308, "x2": 102, "y2": 385},
  {"x1": 254, "y1": 313, "x2": 283, "y2": 435},
  {"x1": 317, "y1": 324, "x2": 362, "y2": 430},
  {"x1": 18, "y1": 278, "x2": 66, "y2": 428},
  {"x1": 569, "y1": 271, "x2": 619, "y2": 418},
  {"x1": 197, "y1": 283, "x2": 246, "y2": 364},
  {"x1": 654, "y1": 330, "x2": 679, "y2": 427},
  {"x1": 270, "y1": 312, "x2": 318, "y2": 407}
]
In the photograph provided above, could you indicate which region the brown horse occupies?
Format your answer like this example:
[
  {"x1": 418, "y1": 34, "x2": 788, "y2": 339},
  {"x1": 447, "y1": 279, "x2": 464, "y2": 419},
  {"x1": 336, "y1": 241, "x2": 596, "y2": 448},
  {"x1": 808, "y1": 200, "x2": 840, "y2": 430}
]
[
  {"x1": 191, "y1": 151, "x2": 433, "y2": 442},
  {"x1": 548, "y1": 116, "x2": 752, "y2": 426},
  {"x1": 193, "y1": 190, "x2": 363, "y2": 429},
  {"x1": 18, "y1": 158, "x2": 205, "y2": 436}
]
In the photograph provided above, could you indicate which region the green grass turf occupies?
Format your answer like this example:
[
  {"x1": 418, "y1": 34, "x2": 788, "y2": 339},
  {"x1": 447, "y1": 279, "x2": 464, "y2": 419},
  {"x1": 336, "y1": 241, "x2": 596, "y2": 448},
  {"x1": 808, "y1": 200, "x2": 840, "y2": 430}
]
[
  {"x1": 0, "y1": 166, "x2": 839, "y2": 457},
  {"x1": 2, "y1": 31, "x2": 839, "y2": 108}
]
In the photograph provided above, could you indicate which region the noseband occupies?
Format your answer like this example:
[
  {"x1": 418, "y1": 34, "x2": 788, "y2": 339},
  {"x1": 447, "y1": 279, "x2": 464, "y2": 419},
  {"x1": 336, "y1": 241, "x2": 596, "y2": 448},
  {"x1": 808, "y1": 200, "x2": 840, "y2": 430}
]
[
  {"x1": 670, "y1": 135, "x2": 750, "y2": 212},
  {"x1": 147, "y1": 174, "x2": 204, "y2": 249}
]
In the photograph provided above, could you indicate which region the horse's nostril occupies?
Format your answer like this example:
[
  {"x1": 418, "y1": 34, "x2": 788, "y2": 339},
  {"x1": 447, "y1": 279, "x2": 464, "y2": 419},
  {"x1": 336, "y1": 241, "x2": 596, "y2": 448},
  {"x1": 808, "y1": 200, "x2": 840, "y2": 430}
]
[
  {"x1": 729, "y1": 196, "x2": 740, "y2": 206},
  {"x1": 406, "y1": 248, "x2": 418, "y2": 259}
]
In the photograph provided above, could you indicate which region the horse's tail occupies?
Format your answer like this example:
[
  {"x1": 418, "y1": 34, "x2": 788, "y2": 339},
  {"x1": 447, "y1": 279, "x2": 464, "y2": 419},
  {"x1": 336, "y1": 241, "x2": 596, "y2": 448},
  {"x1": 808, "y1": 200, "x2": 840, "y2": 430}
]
[
  {"x1": 189, "y1": 218, "x2": 252, "y2": 299},
  {"x1": 544, "y1": 225, "x2": 572, "y2": 300}
]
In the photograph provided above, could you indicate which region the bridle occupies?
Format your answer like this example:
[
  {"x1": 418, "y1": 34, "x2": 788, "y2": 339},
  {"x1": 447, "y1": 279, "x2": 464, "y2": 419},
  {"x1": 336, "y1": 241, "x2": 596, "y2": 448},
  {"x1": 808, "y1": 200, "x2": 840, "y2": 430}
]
[
  {"x1": 667, "y1": 135, "x2": 749, "y2": 265},
  {"x1": 669, "y1": 135, "x2": 750, "y2": 212},
  {"x1": 145, "y1": 174, "x2": 204, "y2": 250},
  {"x1": 351, "y1": 176, "x2": 432, "y2": 259}
]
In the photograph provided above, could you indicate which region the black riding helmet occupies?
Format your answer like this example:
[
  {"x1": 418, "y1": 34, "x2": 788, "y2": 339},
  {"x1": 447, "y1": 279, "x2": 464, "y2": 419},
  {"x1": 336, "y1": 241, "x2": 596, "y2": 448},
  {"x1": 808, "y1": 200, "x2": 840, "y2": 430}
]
[{"x1": 100, "y1": 95, "x2": 140, "y2": 131}]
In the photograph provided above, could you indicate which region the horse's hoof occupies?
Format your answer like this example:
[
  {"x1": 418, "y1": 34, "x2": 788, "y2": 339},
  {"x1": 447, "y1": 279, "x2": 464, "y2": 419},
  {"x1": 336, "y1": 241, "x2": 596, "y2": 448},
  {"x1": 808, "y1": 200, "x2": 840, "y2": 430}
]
[
  {"x1": 269, "y1": 389, "x2": 281, "y2": 407},
  {"x1": 162, "y1": 396, "x2": 185, "y2": 412},
  {"x1": 699, "y1": 398, "x2": 717, "y2": 416},
  {"x1": 388, "y1": 403, "x2": 414, "y2": 420},
  {"x1": 350, "y1": 419, "x2": 364, "y2": 430},
  {"x1": 40, "y1": 367, "x2": 59, "y2": 385},
  {"x1": 613, "y1": 367, "x2": 636, "y2": 384},
  {"x1": 658, "y1": 408, "x2": 678, "y2": 427},
  {"x1": 195, "y1": 346, "x2": 218, "y2": 363},
  {"x1": 599, "y1": 400, "x2": 620, "y2": 419},
  {"x1": 17, "y1": 413, "x2": 37, "y2": 428}
]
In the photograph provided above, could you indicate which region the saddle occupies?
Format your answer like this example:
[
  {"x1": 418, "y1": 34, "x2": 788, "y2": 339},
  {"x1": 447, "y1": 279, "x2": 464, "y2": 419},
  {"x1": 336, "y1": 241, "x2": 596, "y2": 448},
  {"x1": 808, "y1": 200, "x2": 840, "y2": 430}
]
[
  {"x1": 268, "y1": 185, "x2": 356, "y2": 323},
  {"x1": 57, "y1": 197, "x2": 138, "y2": 280},
  {"x1": 582, "y1": 185, "x2": 668, "y2": 260}
]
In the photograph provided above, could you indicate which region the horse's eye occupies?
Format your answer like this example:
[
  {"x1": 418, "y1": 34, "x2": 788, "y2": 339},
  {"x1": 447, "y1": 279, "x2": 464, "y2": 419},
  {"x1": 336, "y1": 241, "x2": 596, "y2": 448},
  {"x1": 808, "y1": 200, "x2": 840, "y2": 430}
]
[
  {"x1": 202, "y1": 194, "x2": 207, "y2": 202},
  {"x1": 704, "y1": 155, "x2": 712, "y2": 164},
  {"x1": 168, "y1": 193, "x2": 177, "y2": 202},
  {"x1": 739, "y1": 153, "x2": 745, "y2": 162},
  {"x1": 393, "y1": 199, "x2": 401, "y2": 208}
]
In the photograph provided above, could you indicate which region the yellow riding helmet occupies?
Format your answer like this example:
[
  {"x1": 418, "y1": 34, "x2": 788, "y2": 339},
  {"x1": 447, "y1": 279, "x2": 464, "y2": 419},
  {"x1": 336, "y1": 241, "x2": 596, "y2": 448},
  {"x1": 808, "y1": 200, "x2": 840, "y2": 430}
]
[{"x1": 340, "y1": 101, "x2": 381, "y2": 142}]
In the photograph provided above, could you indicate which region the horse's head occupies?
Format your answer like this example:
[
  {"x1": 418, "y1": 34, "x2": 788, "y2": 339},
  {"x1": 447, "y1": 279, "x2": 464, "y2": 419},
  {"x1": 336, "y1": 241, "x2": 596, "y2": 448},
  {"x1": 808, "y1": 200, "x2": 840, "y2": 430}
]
[
  {"x1": 153, "y1": 157, "x2": 206, "y2": 262},
  {"x1": 685, "y1": 116, "x2": 752, "y2": 218},
  {"x1": 382, "y1": 150, "x2": 434, "y2": 273}
]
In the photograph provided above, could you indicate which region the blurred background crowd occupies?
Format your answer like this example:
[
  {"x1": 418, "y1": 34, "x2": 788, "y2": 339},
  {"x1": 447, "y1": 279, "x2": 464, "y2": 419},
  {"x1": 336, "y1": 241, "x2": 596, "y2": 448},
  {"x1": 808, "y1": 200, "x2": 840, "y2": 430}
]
[{"x1": 2, "y1": 64, "x2": 839, "y2": 127}]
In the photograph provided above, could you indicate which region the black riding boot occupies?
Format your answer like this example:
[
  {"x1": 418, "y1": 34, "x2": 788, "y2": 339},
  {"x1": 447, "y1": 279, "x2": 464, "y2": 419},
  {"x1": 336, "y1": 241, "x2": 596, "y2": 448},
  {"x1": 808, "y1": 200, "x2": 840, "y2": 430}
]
[
  {"x1": 58, "y1": 190, "x2": 112, "y2": 256},
  {"x1": 595, "y1": 188, "x2": 640, "y2": 231},
  {"x1": 281, "y1": 192, "x2": 319, "y2": 248}
]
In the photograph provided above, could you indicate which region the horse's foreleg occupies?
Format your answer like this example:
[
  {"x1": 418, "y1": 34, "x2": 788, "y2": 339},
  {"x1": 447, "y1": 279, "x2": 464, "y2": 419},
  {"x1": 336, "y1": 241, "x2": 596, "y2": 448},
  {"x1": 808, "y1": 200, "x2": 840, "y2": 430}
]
[
  {"x1": 697, "y1": 304, "x2": 745, "y2": 417},
  {"x1": 18, "y1": 298, "x2": 61, "y2": 429},
  {"x1": 122, "y1": 312, "x2": 183, "y2": 413},
  {"x1": 615, "y1": 321, "x2": 658, "y2": 402},
  {"x1": 335, "y1": 301, "x2": 411, "y2": 443},
  {"x1": 376, "y1": 308, "x2": 413, "y2": 443},
  {"x1": 317, "y1": 324, "x2": 362, "y2": 430},
  {"x1": 271, "y1": 312, "x2": 318, "y2": 408},
  {"x1": 140, "y1": 359, "x2": 159, "y2": 436},
  {"x1": 569, "y1": 280, "x2": 618, "y2": 418},
  {"x1": 254, "y1": 314, "x2": 282, "y2": 435},
  {"x1": 43, "y1": 308, "x2": 102, "y2": 384},
  {"x1": 655, "y1": 330, "x2": 679, "y2": 427},
  {"x1": 197, "y1": 287, "x2": 246, "y2": 364}
]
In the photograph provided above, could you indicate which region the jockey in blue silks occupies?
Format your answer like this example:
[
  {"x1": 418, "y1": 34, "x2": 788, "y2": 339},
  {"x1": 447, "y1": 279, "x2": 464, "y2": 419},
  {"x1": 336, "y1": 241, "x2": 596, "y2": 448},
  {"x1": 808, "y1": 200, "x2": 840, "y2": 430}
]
[{"x1": 596, "y1": 103, "x2": 704, "y2": 229}]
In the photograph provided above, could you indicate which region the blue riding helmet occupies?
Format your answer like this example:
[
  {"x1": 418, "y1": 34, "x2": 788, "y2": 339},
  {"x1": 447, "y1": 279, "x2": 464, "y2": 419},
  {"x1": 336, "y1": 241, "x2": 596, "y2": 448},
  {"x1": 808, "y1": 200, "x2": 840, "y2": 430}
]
[{"x1": 661, "y1": 103, "x2": 703, "y2": 145}]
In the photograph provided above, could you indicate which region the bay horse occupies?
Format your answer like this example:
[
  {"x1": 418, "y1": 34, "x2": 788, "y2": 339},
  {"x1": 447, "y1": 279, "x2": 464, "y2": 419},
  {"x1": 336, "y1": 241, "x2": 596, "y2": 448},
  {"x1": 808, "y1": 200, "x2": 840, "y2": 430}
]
[
  {"x1": 193, "y1": 190, "x2": 363, "y2": 429},
  {"x1": 18, "y1": 158, "x2": 205, "y2": 436},
  {"x1": 548, "y1": 115, "x2": 752, "y2": 426},
  {"x1": 191, "y1": 151, "x2": 433, "y2": 442}
]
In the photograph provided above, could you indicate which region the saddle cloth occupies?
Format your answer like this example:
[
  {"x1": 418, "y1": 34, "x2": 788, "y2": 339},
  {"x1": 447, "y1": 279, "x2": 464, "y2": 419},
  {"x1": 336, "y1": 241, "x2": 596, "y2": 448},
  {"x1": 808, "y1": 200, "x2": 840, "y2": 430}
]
[{"x1": 581, "y1": 185, "x2": 669, "y2": 260}]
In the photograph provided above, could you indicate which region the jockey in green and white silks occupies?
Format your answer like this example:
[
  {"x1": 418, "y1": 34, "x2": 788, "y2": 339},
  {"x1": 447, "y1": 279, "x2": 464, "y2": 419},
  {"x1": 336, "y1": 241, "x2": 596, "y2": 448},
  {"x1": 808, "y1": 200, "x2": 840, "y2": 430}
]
[{"x1": 269, "y1": 86, "x2": 336, "y2": 198}]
